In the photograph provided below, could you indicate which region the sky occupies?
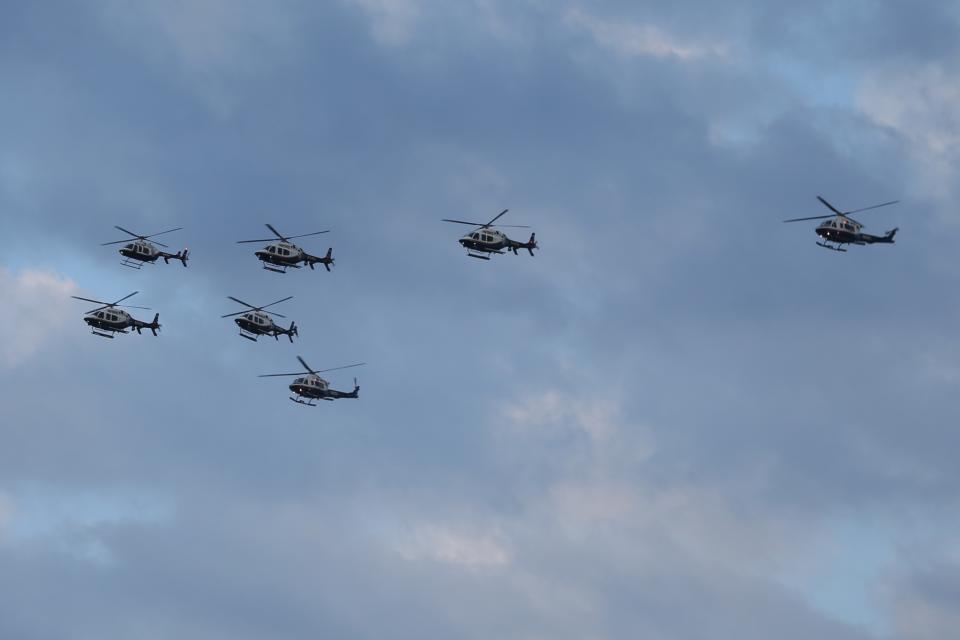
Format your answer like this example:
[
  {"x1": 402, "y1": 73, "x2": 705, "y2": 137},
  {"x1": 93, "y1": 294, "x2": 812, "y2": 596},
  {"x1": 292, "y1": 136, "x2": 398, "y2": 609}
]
[{"x1": 3, "y1": 1, "x2": 960, "y2": 638}]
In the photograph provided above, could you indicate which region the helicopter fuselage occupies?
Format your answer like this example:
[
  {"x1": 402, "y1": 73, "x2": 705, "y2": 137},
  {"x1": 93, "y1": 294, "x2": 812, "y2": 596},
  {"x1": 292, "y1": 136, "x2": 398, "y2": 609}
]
[
  {"x1": 289, "y1": 374, "x2": 359, "y2": 404},
  {"x1": 254, "y1": 242, "x2": 333, "y2": 272},
  {"x1": 118, "y1": 241, "x2": 188, "y2": 267},
  {"x1": 815, "y1": 217, "x2": 897, "y2": 250},
  {"x1": 234, "y1": 311, "x2": 296, "y2": 342},
  {"x1": 458, "y1": 229, "x2": 537, "y2": 259},
  {"x1": 255, "y1": 242, "x2": 303, "y2": 266},
  {"x1": 83, "y1": 309, "x2": 160, "y2": 337}
]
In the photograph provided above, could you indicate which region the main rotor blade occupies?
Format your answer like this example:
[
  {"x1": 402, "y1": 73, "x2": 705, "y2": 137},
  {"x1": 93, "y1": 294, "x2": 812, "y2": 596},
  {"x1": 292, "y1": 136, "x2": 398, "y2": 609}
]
[
  {"x1": 783, "y1": 214, "x2": 836, "y2": 223},
  {"x1": 226, "y1": 296, "x2": 258, "y2": 310},
  {"x1": 315, "y1": 362, "x2": 366, "y2": 374},
  {"x1": 485, "y1": 209, "x2": 509, "y2": 226},
  {"x1": 443, "y1": 210, "x2": 523, "y2": 228},
  {"x1": 265, "y1": 224, "x2": 288, "y2": 242},
  {"x1": 845, "y1": 200, "x2": 899, "y2": 215},
  {"x1": 86, "y1": 304, "x2": 150, "y2": 314},
  {"x1": 260, "y1": 296, "x2": 293, "y2": 310},
  {"x1": 236, "y1": 238, "x2": 276, "y2": 244},
  {"x1": 816, "y1": 196, "x2": 844, "y2": 216},
  {"x1": 72, "y1": 295, "x2": 109, "y2": 306},
  {"x1": 101, "y1": 239, "x2": 132, "y2": 246},
  {"x1": 284, "y1": 230, "x2": 330, "y2": 240},
  {"x1": 296, "y1": 355, "x2": 316, "y2": 374},
  {"x1": 111, "y1": 291, "x2": 139, "y2": 306},
  {"x1": 222, "y1": 309, "x2": 284, "y2": 319},
  {"x1": 114, "y1": 225, "x2": 142, "y2": 239},
  {"x1": 142, "y1": 226, "x2": 182, "y2": 239},
  {"x1": 442, "y1": 218, "x2": 487, "y2": 226},
  {"x1": 258, "y1": 361, "x2": 364, "y2": 378}
]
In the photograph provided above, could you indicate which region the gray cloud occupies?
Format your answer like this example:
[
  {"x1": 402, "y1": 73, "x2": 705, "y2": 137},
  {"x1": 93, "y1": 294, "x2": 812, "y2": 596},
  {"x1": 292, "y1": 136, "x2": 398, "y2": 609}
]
[{"x1": 3, "y1": 0, "x2": 960, "y2": 637}]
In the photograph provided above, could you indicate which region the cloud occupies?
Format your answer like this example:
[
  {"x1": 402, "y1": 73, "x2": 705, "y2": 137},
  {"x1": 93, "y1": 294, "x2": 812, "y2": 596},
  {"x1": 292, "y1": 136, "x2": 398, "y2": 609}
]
[
  {"x1": 1, "y1": 268, "x2": 77, "y2": 368},
  {"x1": 394, "y1": 523, "x2": 510, "y2": 567},
  {"x1": 886, "y1": 553, "x2": 960, "y2": 640},
  {"x1": 96, "y1": 0, "x2": 302, "y2": 75},
  {"x1": 503, "y1": 390, "x2": 627, "y2": 444},
  {"x1": 3, "y1": 1, "x2": 960, "y2": 638},
  {"x1": 345, "y1": 0, "x2": 422, "y2": 47},
  {"x1": 857, "y1": 63, "x2": 960, "y2": 212},
  {"x1": 564, "y1": 6, "x2": 729, "y2": 61}
]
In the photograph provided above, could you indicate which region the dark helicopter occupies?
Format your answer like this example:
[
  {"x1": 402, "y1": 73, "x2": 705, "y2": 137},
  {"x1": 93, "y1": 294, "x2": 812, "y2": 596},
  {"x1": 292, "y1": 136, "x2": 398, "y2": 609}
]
[
  {"x1": 70, "y1": 291, "x2": 160, "y2": 339},
  {"x1": 221, "y1": 296, "x2": 298, "y2": 342},
  {"x1": 101, "y1": 226, "x2": 189, "y2": 269},
  {"x1": 259, "y1": 356, "x2": 364, "y2": 406},
  {"x1": 237, "y1": 224, "x2": 334, "y2": 273},
  {"x1": 784, "y1": 196, "x2": 900, "y2": 252},
  {"x1": 442, "y1": 209, "x2": 538, "y2": 260}
]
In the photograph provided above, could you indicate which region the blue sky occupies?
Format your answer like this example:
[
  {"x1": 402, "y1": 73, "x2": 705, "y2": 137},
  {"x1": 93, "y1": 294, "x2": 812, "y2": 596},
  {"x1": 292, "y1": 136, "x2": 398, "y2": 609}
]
[{"x1": 3, "y1": 1, "x2": 960, "y2": 638}]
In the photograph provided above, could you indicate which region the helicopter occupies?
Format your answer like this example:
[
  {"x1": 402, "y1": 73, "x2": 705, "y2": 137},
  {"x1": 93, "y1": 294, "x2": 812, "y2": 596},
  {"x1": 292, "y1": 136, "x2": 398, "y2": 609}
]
[
  {"x1": 442, "y1": 209, "x2": 538, "y2": 260},
  {"x1": 259, "y1": 356, "x2": 364, "y2": 406},
  {"x1": 221, "y1": 295, "x2": 298, "y2": 342},
  {"x1": 70, "y1": 291, "x2": 160, "y2": 339},
  {"x1": 783, "y1": 196, "x2": 900, "y2": 252},
  {"x1": 101, "y1": 226, "x2": 189, "y2": 269},
  {"x1": 236, "y1": 224, "x2": 334, "y2": 273}
]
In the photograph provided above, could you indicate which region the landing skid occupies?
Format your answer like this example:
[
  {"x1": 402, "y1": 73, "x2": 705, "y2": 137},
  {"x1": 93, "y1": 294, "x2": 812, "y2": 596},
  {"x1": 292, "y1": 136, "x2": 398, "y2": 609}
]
[
  {"x1": 120, "y1": 258, "x2": 148, "y2": 269},
  {"x1": 92, "y1": 330, "x2": 116, "y2": 339},
  {"x1": 239, "y1": 332, "x2": 259, "y2": 342},
  {"x1": 467, "y1": 253, "x2": 491, "y2": 260},
  {"x1": 262, "y1": 263, "x2": 288, "y2": 273},
  {"x1": 289, "y1": 396, "x2": 316, "y2": 406},
  {"x1": 816, "y1": 241, "x2": 847, "y2": 252}
]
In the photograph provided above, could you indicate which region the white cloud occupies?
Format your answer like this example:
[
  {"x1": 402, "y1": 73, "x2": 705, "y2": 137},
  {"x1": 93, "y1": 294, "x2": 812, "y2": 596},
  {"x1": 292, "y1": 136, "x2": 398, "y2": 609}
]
[
  {"x1": 857, "y1": 64, "x2": 960, "y2": 215},
  {"x1": 95, "y1": 0, "x2": 303, "y2": 114},
  {"x1": 394, "y1": 523, "x2": 510, "y2": 567},
  {"x1": 97, "y1": 0, "x2": 302, "y2": 75},
  {"x1": 564, "y1": 7, "x2": 729, "y2": 61},
  {"x1": 346, "y1": 0, "x2": 423, "y2": 47},
  {"x1": 503, "y1": 390, "x2": 630, "y2": 445},
  {"x1": 0, "y1": 268, "x2": 77, "y2": 368}
]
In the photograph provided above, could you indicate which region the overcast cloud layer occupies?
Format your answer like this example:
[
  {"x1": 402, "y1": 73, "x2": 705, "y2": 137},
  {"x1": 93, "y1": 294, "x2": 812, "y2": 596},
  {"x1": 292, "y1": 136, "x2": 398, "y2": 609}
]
[{"x1": 3, "y1": 1, "x2": 960, "y2": 638}]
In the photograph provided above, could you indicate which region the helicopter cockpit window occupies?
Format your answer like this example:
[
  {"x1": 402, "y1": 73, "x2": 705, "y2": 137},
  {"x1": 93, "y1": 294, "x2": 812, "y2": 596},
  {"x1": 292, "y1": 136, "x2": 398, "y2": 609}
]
[
  {"x1": 471, "y1": 232, "x2": 480, "y2": 240},
  {"x1": 96, "y1": 311, "x2": 105, "y2": 319}
]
